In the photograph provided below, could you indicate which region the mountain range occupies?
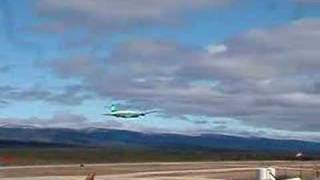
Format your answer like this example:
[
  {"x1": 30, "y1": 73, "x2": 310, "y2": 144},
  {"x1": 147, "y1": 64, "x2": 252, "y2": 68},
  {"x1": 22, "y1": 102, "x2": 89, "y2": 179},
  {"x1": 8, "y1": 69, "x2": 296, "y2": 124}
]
[{"x1": 1, "y1": 125, "x2": 320, "y2": 153}]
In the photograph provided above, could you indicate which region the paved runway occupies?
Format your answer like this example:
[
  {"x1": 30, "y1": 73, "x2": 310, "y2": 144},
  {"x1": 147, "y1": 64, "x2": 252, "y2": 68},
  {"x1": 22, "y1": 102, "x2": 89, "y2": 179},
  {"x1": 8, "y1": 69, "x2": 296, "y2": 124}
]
[
  {"x1": 1, "y1": 161, "x2": 318, "y2": 180},
  {"x1": 0, "y1": 167, "x2": 256, "y2": 180}
]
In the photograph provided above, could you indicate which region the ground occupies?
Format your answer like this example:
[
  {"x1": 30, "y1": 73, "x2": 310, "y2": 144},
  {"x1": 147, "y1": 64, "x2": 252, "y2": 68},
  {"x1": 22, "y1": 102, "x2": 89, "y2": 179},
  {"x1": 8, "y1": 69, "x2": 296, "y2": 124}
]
[{"x1": 1, "y1": 161, "x2": 320, "y2": 180}]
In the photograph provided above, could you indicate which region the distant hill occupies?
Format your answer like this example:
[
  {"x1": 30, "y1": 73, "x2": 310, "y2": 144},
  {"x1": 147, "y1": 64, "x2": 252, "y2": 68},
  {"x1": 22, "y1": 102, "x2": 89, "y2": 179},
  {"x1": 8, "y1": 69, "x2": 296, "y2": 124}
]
[
  {"x1": 0, "y1": 140, "x2": 77, "y2": 148},
  {"x1": 1, "y1": 126, "x2": 320, "y2": 153}
]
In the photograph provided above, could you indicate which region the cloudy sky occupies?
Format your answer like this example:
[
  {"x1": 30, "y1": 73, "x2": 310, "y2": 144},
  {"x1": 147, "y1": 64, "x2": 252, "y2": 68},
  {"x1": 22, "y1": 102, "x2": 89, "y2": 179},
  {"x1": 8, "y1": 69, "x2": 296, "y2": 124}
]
[{"x1": 1, "y1": 0, "x2": 320, "y2": 141}]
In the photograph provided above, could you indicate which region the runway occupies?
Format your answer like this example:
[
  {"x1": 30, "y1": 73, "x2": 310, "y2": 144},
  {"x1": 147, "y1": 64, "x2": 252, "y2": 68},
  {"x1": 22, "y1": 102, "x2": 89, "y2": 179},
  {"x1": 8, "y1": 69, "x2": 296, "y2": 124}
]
[
  {"x1": 1, "y1": 161, "x2": 319, "y2": 180},
  {"x1": 0, "y1": 167, "x2": 257, "y2": 180}
]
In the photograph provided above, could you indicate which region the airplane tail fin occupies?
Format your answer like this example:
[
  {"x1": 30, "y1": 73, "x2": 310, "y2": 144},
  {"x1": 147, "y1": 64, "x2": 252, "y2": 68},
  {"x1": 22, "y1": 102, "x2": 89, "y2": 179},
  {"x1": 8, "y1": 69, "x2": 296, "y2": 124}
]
[{"x1": 111, "y1": 104, "x2": 117, "y2": 112}]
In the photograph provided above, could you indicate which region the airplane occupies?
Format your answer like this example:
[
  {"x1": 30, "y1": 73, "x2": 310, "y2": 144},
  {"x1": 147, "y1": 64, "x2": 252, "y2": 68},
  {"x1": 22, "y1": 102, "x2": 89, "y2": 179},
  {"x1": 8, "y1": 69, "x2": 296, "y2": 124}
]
[{"x1": 103, "y1": 104, "x2": 158, "y2": 118}]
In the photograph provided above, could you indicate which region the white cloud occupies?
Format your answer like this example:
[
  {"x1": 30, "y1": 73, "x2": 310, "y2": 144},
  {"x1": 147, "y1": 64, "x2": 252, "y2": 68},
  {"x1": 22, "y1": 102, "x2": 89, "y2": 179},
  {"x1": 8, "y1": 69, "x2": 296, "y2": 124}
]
[
  {"x1": 43, "y1": 18, "x2": 320, "y2": 135},
  {"x1": 206, "y1": 44, "x2": 228, "y2": 55},
  {"x1": 35, "y1": 0, "x2": 235, "y2": 32}
]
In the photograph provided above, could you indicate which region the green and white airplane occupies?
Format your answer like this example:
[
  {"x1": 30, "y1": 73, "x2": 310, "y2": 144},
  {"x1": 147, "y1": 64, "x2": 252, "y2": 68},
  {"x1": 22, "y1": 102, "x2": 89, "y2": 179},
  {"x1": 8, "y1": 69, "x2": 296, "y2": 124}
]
[{"x1": 103, "y1": 104, "x2": 158, "y2": 118}]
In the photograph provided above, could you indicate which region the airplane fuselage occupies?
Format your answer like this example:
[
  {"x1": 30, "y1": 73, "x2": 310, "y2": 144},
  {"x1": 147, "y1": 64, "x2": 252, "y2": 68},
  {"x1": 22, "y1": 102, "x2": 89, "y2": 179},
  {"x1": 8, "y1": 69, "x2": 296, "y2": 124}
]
[{"x1": 108, "y1": 110, "x2": 145, "y2": 118}]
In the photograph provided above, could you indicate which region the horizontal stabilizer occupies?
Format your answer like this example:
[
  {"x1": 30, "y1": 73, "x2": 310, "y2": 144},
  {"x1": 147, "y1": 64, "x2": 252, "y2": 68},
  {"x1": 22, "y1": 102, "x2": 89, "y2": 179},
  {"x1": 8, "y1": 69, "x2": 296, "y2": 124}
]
[{"x1": 143, "y1": 110, "x2": 158, "y2": 115}]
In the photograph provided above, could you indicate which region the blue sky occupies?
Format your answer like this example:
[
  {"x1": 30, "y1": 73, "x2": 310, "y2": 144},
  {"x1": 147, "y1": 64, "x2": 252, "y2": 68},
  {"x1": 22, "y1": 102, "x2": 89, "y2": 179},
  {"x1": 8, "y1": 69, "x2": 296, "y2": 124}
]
[{"x1": 1, "y1": 0, "x2": 320, "y2": 141}]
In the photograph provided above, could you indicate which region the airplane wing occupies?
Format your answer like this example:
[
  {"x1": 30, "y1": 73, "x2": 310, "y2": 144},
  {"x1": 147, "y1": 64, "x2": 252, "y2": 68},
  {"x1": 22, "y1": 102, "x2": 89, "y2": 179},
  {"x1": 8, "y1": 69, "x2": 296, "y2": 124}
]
[
  {"x1": 102, "y1": 113, "x2": 114, "y2": 116},
  {"x1": 143, "y1": 110, "x2": 159, "y2": 115}
]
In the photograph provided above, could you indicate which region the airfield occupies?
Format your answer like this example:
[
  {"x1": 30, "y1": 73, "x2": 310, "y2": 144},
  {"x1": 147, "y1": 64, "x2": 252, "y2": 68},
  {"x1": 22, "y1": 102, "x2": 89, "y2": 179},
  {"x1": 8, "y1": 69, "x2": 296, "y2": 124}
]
[{"x1": 1, "y1": 161, "x2": 320, "y2": 180}]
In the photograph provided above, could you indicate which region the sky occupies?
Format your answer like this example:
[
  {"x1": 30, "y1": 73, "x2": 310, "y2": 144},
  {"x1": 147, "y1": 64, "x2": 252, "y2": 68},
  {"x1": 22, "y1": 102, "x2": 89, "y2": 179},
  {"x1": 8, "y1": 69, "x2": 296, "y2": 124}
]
[{"x1": 1, "y1": 0, "x2": 320, "y2": 141}]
